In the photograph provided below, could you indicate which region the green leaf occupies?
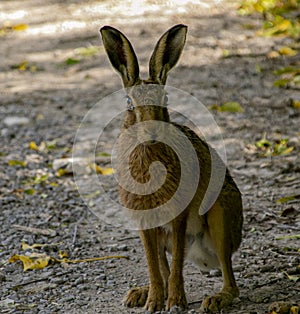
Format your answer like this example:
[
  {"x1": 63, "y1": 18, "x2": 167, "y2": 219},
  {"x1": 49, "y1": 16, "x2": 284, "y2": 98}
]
[
  {"x1": 8, "y1": 160, "x2": 26, "y2": 167},
  {"x1": 276, "y1": 194, "x2": 300, "y2": 204},
  {"x1": 276, "y1": 234, "x2": 300, "y2": 240},
  {"x1": 210, "y1": 102, "x2": 244, "y2": 113},
  {"x1": 273, "y1": 78, "x2": 291, "y2": 87},
  {"x1": 74, "y1": 46, "x2": 101, "y2": 57},
  {"x1": 24, "y1": 188, "x2": 35, "y2": 195},
  {"x1": 96, "y1": 152, "x2": 111, "y2": 157},
  {"x1": 255, "y1": 135, "x2": 271, "y2": 148},
  {"x1": 64, "y1": 58, "x2": 80, "y2": 66}
]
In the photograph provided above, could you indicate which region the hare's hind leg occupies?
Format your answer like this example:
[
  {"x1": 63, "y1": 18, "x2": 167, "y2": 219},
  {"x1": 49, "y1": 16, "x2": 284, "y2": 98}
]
[{"x1": 200, "y1": 202, "x2": 240, "y2": 313}]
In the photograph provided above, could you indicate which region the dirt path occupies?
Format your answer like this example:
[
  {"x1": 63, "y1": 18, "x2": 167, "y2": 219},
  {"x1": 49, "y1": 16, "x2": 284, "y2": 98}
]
[{"x1": 0, "y1": 1, "x2": 299, "y2": 313}]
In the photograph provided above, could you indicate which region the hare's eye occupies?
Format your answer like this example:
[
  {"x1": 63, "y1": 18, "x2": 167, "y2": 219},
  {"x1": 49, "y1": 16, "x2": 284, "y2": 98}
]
[{"x1": 126, "y1": 96, "x2": 134, "y2": 111}]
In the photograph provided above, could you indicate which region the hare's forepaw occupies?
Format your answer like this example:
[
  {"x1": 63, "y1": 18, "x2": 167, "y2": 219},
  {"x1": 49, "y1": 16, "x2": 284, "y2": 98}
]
[
  {"x1": 199, "y1": 291, "x2": 236, "y2": 313},
  {"x1": 144, "y1": 285, "x2": 165, "y2": 312},
  {"x1": 123, "y1": 285, "x2": 148, "y2": 308}
]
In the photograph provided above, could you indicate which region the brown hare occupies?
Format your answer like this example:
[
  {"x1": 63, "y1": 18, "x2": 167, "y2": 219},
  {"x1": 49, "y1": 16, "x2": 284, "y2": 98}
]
[{"x1": 100, "y1": 24, "x2": 243, "y2": 313}]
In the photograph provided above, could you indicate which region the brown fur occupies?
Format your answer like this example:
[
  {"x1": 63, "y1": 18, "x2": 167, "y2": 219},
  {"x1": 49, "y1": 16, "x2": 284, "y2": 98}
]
[{"x1": 100, "y1": 24, "x2": 243, "y2": 313}]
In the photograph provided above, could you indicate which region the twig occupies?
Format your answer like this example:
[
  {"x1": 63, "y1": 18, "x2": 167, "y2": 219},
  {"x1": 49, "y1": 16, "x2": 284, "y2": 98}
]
[
  {"x1": 12, "y1": 224, "x2": 56, "y2": 237},
  {"x1": 10, "y1": 271, "x2": 71, "y2": 290},
  {"x1": 72, "y1": 224, "x2": 78, "y2": 247}
]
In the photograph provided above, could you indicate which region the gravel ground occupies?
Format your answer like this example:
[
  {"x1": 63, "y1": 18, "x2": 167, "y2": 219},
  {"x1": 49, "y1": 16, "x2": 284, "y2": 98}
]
[{"x1": 0, "y1": 1, "x2": 299, "y2": 313}]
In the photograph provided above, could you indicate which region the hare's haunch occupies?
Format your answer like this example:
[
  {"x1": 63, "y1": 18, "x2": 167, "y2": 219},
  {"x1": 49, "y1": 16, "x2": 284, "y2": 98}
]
[{"x1": 100, "y1": 24, "x2": 243, "y2": 314}]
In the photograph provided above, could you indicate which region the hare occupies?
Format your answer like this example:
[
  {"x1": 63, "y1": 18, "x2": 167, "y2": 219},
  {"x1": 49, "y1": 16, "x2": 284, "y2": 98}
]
[{"x1": 100, "y1": 24, "x2": 243, "y2": 313}]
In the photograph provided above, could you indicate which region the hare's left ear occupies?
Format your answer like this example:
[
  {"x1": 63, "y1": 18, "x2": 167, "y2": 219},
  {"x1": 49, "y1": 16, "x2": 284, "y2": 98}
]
[{"x1": 149, "y1": 24, "x2": 187, "y2": 85}]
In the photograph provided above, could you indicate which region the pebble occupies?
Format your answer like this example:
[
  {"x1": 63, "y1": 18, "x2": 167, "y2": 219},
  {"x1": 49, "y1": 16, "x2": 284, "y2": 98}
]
[
  {"x1": 106, "y1": 280, "x2": 115, "y2": 287},
  {"x1": 3, "y1": 116, "x2": 30, "y2": 127},
  {"x1": 59, "y1": 295, "x2": 75, "y2": 302},
  {"x1": 117, "y1": 244, "x2": 128, "y2": 251},
  {"x1": 0, "y1": 271, "x2": 6, "y2": 282}
]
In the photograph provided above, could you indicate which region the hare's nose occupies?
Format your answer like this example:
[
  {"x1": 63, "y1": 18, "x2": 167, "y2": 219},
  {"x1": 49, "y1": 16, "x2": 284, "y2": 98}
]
[{"x1": 150, "y1": 133, "x2": 157, "y2": 142}]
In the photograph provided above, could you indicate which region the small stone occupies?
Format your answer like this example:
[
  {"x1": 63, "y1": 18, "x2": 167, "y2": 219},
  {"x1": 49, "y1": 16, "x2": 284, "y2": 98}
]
[
  {"x1": 117, "y1": 244, "x2": 128, "y2": 251},
  {"x1": 3, "y1": 116, "x2": 30, "y2": 127},
  {"x1": 209, "y1": 269, "x2": 222, "y2": 276},
  {"x1": 107, "y1": 280, "x2": 115, "y2": 287},
  {"x1": 74, "y1": 277, "x2": 84, "y2": 285},
  {"x1": 170, "y1": 305, "x2": 183, "y2": 313},
  {"x1": 0, "y1": 271, "x2": 6, "y2": 282}
]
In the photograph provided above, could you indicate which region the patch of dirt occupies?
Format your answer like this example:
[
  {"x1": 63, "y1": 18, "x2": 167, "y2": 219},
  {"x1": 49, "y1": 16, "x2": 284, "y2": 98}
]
[{"x1": 0, "y1": 1, "x2": 299, "y2": 313}]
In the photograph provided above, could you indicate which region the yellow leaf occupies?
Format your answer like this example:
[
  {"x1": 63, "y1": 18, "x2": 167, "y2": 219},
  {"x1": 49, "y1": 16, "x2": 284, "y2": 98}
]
[
  {"x1": 18, "y1": 60, "x2": 27, "y2": 71},
  {"x1": 21, "y1": 241, "x2": 47, "y2": 250},
  {"x1": 9, "y1": 253, "x2": 51, "y2": 271},
  {"x1": 29, "y1": 141, "x2": 39, "y2": 150},
  {"x1": 59, "y1": 250, "x2": 68, "y2": 258},
  {"x1": 292, "y1": 100, "x2": 300, "y2": 108},
  {"x1": 90, "y1": 163, "x2": 114, "y2": 175},
  {"x1": 8, "y1": 160, "x2": 26, "y2": 167},
  {"x1": 291, "y1": 306, "x2": 300, "y2": 314},
  {"x1": 267, "y1": 51, "x2": 280, "y2": 58},
  {"x1": 12, "y1": 24, "x2": 28, "y2": 31},
  {"x1": 56, "y1": 168, "x2": 69, "y2": 177},
  {"x1": 220, "y1": 102, "x2": 244, "y2": 113},
  {"x1": 278, "y1": 46, "x2": 298, "y2": 56}
]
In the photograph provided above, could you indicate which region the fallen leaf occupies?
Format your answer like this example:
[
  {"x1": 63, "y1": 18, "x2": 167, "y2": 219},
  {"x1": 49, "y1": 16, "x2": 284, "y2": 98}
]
[
  {"x1": 210, "y1": 102, "x2": 244, "y2": 113},
  {"x1": 8, "y1": 159, "x2": 26, "y2": 167},
  {"x1": 9, "y1": 253, "x2": 51, "y2": 271},
  {"x1": 12, "y1": 24, "x2": 28, "y2": 32},
  {"x1": 276, "y1": 234, "x2": 300, "y2": 240},
  {"x1": 267, "y1": 50, "x2": 280, "y2": 58},
  {"x1": 284, "y1": 272, "x2": 300, "y2": 282},
  {"x1": 24, "y1": 188, "x2": 35, "y2": 195},
  {"x1": 64, "y1": 57, "x2": 80, "y2": 66},
  {"x1": 56, "y1": 168, "x2": 71, "y2": 177},
  {"x1": 74, "y1": 45, "x2": 101, "y2": 57},
  {"x1": 276, "y1": 194, "x2": 300, "y2": 204},
  {"x1": 273, "y1": 78, "x2": 291, "y2": 87},
  {"x1": 9, "y1": 251, "x2": 128, "y2": 271},
  {"x1": 90, "y1": 163, "x2": 114, "y2": 175},
  {"x1": 278, "y1": 46, "x2": 298, "y2": 56},
  {"x1": 29, "y1": 141, "x2": 39, "y2": 150}
]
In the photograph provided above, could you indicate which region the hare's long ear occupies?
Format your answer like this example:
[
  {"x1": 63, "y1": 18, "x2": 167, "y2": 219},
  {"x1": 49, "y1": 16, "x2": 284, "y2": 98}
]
[
  {"x1": 149, "y1": 24, "x2": 187, "y2": 85},
  {"x1": 100, "y1": 26, "x2": 140, "y2": 87}
]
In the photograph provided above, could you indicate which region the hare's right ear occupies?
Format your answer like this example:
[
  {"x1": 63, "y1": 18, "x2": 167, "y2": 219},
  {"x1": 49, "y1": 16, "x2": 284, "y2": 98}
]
[
  {"x1": 149, "y1": 24, "x2": 187, "y2": 85},
  {"x1": 100, "y1": 26, "x2": 140, "y2": 87}
]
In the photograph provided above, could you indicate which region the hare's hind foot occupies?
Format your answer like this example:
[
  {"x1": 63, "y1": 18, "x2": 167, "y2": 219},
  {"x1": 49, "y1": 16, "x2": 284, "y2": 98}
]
[
  {"x1": 123, "y1": 285, "x2": 148, "y2": 308},
  {"x1": 199, "y1": 287, "x2": 239, "y2": 313}
]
